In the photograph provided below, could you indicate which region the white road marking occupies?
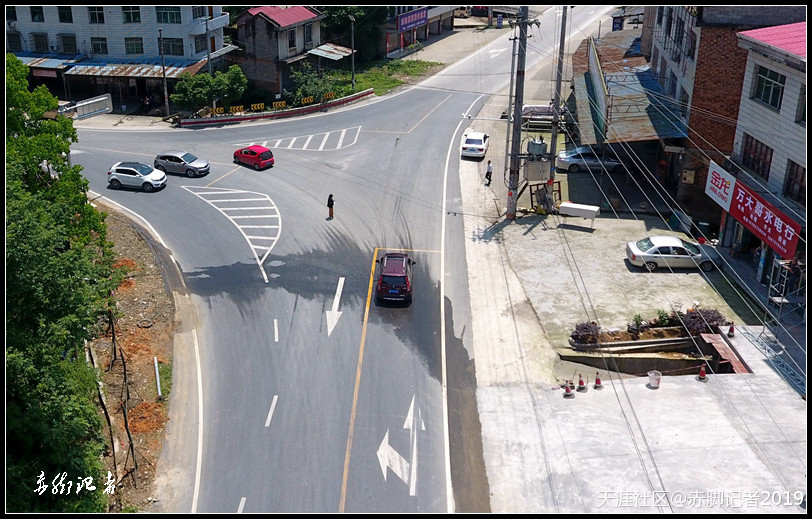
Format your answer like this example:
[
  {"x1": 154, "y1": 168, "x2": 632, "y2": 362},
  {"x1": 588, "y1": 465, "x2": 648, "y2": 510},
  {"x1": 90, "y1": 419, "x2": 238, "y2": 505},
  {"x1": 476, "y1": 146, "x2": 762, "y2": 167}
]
[{"x1": 265, "y1": 395, "x2": 279, "y2": 427}]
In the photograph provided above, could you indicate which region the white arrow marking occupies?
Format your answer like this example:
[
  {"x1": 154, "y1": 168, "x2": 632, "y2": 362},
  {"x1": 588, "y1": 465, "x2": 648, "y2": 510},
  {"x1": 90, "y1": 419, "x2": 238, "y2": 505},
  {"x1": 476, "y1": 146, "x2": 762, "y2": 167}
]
[
  {"x1": 489, "y1": 48, "x2": 508, "y2": 58},
  {"x1": 326, "y1": 277, "x2": 345, "y2": 336},
  {"x1": 377, "y1": 429, "x2": 410, "y2": 484},
  {"x1": 404, "y1": 395, "x2": 425, "y2": 496}
]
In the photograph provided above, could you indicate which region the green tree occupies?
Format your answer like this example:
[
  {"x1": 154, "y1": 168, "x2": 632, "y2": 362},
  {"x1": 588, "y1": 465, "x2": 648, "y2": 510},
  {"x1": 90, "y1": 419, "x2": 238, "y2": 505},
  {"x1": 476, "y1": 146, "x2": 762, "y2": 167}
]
[
  {"x1": 6, "y1": 53, "x2": 120, "y2": 512},
  {"x1": 283, "y1": 61, "x2": 337, "y2": 105},
  {"x1": 214, "y1": 65, "x2": 248, "y2": 107},
  {"x1": 317, "y1": 6, "x2": 388, "y2": 61},
  {"x1": 170, "y1": 71, "x2": 215, "y2": 111}
]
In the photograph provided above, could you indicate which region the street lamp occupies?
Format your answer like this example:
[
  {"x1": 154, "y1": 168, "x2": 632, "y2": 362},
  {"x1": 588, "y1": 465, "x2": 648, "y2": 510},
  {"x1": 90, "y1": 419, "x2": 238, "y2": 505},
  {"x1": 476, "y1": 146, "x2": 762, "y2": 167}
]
[
  {"x1": 159, "y1": 29, "x2": 169, "y2": 117},
  {"x1": 349, "y1": 15, "x2": 355, "y2": 91}
]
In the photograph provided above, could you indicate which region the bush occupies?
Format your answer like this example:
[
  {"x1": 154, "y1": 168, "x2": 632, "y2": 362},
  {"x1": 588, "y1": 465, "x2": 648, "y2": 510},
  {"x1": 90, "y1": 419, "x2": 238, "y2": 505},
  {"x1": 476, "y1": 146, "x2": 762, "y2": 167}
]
[
  {"x1": 571, "y1": 321, "x2": 600, "y2": 344},
  {"x1": 680, "y1": 308, "x2": 728, "y2": 335}
]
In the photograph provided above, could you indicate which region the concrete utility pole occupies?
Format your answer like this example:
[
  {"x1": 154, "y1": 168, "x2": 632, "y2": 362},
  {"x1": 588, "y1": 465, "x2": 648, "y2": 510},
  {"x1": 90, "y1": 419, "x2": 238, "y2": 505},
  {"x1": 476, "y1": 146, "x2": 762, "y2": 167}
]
[
  {"x1": 546, "y1": 5, "x2": 569, "y2": 211},
  {"x1": 159, "y1": 29, "x2": 170, "y2": 117},
  {"x1": 349, "y1": 15, "x2": 356, "y2": 91},
  {"x1": 506, "y1": 6, "x2": 529, "y2": 221}
]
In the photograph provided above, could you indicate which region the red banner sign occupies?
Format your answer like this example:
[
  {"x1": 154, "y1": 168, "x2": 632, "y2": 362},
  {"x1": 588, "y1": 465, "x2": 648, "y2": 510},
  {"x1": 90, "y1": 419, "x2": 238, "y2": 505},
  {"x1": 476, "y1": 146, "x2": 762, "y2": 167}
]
[{"x1": 705, "y1": 161, "x2": 800, "y2": 258}]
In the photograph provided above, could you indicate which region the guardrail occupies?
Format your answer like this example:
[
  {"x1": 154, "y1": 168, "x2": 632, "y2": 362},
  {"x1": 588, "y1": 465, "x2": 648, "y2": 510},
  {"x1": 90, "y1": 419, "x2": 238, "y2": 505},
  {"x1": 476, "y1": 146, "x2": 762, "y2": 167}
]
[{"x1": 178, "y1": 89, "x2": 374, "y2": 129}]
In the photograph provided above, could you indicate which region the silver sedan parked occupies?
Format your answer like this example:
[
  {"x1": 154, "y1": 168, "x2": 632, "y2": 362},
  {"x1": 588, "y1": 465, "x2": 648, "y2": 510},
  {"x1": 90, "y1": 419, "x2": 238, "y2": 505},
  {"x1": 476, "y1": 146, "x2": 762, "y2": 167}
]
[
  {"x1": 626, "y1": 235, "x2": 716, "y2": 272},
  {"x1": 154, "y1": 150, "x2": 210, "y2": 177},
  {"x1": 555, "y1": 145, "x2": 624, "y2": 173}
]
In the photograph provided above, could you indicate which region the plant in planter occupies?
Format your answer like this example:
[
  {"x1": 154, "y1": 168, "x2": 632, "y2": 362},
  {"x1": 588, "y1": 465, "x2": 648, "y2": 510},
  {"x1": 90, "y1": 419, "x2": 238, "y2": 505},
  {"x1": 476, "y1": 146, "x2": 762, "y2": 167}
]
[
  {"x1": 680, "y1": 307, "x2": 728, "y2": 335},
  {"x1": 627, "y1": 314, "x2": 649, "y2": 338},
  {"x1": 571, "y1": 321, "x2": 600, "y2": 344}
]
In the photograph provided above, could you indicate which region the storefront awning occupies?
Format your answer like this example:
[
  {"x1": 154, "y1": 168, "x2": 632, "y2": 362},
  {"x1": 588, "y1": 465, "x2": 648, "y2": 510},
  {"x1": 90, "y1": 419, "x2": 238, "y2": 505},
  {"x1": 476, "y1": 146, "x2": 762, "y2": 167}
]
[{"x1": 64, "y1": 57, "x2": 206, "y2": 79}]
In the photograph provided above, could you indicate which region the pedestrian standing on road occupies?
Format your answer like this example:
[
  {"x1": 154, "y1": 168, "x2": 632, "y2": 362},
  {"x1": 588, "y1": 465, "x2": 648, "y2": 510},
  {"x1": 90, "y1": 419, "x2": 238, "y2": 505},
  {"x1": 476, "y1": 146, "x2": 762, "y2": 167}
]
[
  {"x1": 485, "y1": 160, "x2": 493, "y2": 186},
  {"x1": 327, "y1": 194, "x2": 334, "y2": 220}
]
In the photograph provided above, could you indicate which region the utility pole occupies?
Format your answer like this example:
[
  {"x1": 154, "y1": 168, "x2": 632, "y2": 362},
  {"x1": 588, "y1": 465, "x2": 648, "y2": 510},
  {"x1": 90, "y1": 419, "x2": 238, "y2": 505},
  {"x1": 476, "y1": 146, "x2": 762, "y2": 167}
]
[
  {"x1": 503, "y1": 23, "x2": 518, "y2": 182},
  {"x1": 349, "y1": 15, "x2": 356, "y2": 91},
  {"x1": 546, "y1": 5, "x2": 568, "y2": 212},
  {"x1": 506, "y1": 6, "x2": 529, "y2": 221},
  {"x1": 159, "y1": 29, "x2": 169, "y2": 117},
  {"x1": 205, "y1": 17, "x2": 212, "y2": 76}
]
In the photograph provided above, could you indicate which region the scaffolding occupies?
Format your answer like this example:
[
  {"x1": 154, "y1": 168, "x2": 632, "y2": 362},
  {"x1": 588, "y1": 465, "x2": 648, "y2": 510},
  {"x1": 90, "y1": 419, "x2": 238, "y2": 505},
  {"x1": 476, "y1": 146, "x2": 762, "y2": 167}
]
[{"x1": 765, "y1": 258, "x2": 806, "y2": 332}]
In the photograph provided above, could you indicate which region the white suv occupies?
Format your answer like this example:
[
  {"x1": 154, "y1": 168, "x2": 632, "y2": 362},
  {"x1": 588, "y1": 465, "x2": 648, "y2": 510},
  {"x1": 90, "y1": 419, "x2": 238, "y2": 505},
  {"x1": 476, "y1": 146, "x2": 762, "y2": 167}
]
[{"x1": 107, "y1": 161, "x2": 167, "y2": 192}]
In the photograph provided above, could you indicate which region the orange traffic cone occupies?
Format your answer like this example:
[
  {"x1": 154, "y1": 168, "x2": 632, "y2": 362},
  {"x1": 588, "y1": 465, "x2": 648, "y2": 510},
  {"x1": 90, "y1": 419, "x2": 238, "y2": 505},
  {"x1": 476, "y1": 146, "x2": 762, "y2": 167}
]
[
  {"x1": 697, "y1": 365, "x2": 707, "y2": 382},
  {"x1": 563, "y1": 384, "x2": 574, "y2": 398},
  {"x1": 577, "y1": 374, "x2": 587, "y2": 392},
  {"x1": 594, "y1": 372, "x2": 603, "y2": 390},
  {"x1": 727, "y1": 322, "x2": 735, "y2": 337}
]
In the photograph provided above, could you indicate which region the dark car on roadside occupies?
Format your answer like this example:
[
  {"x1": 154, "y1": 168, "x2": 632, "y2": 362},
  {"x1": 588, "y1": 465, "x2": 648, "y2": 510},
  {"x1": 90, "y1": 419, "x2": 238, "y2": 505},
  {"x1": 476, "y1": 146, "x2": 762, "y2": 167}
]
[
  {"x1": 154, "y1": 150, "x2": 210, "y2": 177},
  {"x1": 233, "y1": 145, "x2": 275, "y2": 170},
  {"x1": 375, "y1": 252, "x2": 415, "y2": 306}
]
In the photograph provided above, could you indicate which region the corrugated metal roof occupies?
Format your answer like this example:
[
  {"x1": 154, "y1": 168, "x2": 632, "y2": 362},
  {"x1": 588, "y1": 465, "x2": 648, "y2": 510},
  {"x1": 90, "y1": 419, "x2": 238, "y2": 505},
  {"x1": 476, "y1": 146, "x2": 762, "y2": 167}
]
[
  {"x1": 307, "y1": 43, "x2": 354, "y2": 61},
  {"x1": 247, "y1": 6, "x2": 319, "y2": 28},
  {"x1": 738, "y1": 21, "x2": 806, "y2": 59},
  {"x1": 64, "y1": 57, "x2": 207, "y2": 79},
  {"x1": 17, "y1": 56, "x2": 79, "y2": 69},
  {"x1": 571, "y1": 29, "x2": 687, "y2": 145}
]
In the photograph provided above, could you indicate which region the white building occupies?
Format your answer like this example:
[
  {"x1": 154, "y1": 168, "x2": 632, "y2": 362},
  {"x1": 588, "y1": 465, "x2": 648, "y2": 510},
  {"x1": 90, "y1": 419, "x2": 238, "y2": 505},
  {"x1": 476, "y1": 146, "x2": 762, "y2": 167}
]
[{"x1": 6, "y1": 5, "x2": 235, "y2": 111}]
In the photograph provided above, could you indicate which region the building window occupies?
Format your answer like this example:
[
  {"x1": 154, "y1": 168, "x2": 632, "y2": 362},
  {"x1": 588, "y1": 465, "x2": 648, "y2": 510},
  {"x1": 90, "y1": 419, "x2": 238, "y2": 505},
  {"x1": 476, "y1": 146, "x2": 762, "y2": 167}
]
[
  {"x1": 59, "y1": 34, "x2": 77, "y2": 54},
  {"x1": 7, "y1": 33, "x2": 22, "y2": 52},
  {"x1": 305, "y1": 23, "x2": 313, "y2": 46},
  {"x1": 32, "y1": 33, "x2": 49, "y2": 52},
  {"x1": 193, "y1": 6, "x2": 207, "y2": 19},
  {"x1": 752, "y1": 65, "x2": 786, "y2": 110},
  {"x1": 667, "y1": 71, "x2": 677, "y2": 97},
  {"x1": 679, "y1": 88, "x2": 689, "y2": 118},
  {"x1": 741, "y1": 133, "x2": 773, "y2": 182},
  {"x1": 784, "y1": 160, "x2": 806, "y2": 207},
  {"x1": 656, "y1": 6, "x2": 663, "y2": 25},
  {"x1": 194, "y1": 34, "x2": 207, "y2": 53},
  {"x1": 664, "y1": 7, "x2": 672, "y2": 37},
  {"x1": 88, "y1": 7, "x2": 104, "y2": 24},
  {"x1": 288, "y1": 29, "x2": 296, "y2": 51},
  {"x1": 122, "y1": 6, "x2": 141, "y2": 24},
  {"x1": 687, "y1": 31, "x2": 696, "y2": 61},
  {"x1": 91, "y1": 37, "x2": 108, "y2": 55},
  {"x1": 125, "y1": 37, "x2": 144, "y2": 55},
  {"x1": 797, "y1": 85, "x2": 806, "y2": 126},
  {"x1": 30, "y1": 6, "x2": 45, "y2": 23},
  {"x1": 674, "y1": 18, "x2": 684, "y2": 47},
  {"x1": 157, "y1": 6, "x2": 181, "y2": 24},
  {"x1": 7, "y1": 6, "x2": 17, "y2": 21},
  {"x1": 161, "y1": 37, "x2": 184, "y2": 56},
  {"x1": 58, "y1": 6, "x2": 73, "y2": 23}
]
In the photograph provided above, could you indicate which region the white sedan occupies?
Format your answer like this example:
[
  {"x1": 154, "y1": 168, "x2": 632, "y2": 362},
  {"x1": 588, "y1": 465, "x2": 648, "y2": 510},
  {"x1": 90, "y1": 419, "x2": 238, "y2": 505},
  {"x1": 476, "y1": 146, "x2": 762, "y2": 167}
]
[
  {"x1": 626, "y1": 235, "x2": 716, "y2": 272},
  {"x1": 461, "y1": 131, "x2": 489, "y2": 159}
]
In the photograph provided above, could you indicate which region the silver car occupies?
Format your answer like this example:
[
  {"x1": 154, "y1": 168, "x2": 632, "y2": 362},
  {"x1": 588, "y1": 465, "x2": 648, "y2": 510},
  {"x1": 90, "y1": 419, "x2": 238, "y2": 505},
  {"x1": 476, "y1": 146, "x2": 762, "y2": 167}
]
[
  {"x1": 154, "y1": 150, "x2": 210, "y2": 177},
  {"x1": 107, "y1": 161, "x2": 167, "y2": 192},
  {"x1": 555, "y1": 145, "x2": 624, "y2": 173},
  {"x1": 626, "y1": 235, "x2": 716, "y2": 272}
]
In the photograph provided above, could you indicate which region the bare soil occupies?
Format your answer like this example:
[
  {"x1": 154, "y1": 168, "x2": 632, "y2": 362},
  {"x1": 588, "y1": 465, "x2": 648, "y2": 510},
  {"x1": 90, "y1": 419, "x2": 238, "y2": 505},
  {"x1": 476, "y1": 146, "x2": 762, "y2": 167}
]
[{"x1": 89, "y1": 207, "x2": 174, "y2": 512}]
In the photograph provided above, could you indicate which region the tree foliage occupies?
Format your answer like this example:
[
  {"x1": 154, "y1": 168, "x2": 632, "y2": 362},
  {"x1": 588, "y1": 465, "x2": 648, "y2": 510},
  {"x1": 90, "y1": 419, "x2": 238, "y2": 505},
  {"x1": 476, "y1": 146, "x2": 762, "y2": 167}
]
[
  {"x1": 317, "y1": 6, "x2": 389, "y2": 61},
  {"x1": 171, "y1": 65, "x2": 248, "y2": 111},
  {"x1": 6, "y1": 53, "x2": 122, "y2": 512},
  {"x1": 282, "y1": 61, "x2": 337, "y2": 104}
]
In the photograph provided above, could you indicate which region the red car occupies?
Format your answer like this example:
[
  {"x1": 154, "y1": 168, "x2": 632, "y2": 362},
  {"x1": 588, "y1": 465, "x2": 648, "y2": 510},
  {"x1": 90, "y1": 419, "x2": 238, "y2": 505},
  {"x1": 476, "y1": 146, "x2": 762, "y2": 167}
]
[{"x1": 233, "y1": 145, "x2": 275, "y2": 170}]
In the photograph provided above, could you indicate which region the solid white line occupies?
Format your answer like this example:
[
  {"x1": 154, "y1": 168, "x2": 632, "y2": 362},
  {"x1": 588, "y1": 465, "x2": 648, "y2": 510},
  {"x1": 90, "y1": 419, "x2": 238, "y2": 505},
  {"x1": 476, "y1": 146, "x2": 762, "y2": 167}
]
[
  {"x1": 191, "y1": 328, "x2": 204, "y2": 513},
  {"x1": 274, "y1": 319, "x2": 279, "y2": 343},
  {"x1": 265, "y1": 395, "x2": 279, "y2": 427},
  {"x1": 207, "y1": 197, "x2": 269, "y2": 202},
  {"x1": 237, "y1": 496, "x2": 246, "y2": 513},
  {"x1": 336, "y1": 128, "x2": 347, "y2": 149},
  {"x1": 286, "y1": 137, "x2": 297, "y2": 149},
  {"x1": 87, "y1": 192, "x2": 169, "y2": 249},
  {"x1": 303, "y1": 134, "x2": 314, "y2": 148}
]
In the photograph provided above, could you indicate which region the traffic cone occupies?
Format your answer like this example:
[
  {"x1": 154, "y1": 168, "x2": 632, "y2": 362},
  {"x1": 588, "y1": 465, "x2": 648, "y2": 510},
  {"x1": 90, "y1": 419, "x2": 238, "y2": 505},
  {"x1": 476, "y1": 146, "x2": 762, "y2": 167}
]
[
  {"x1": 594, "y1": 372, "x2": 603, "y2": 390},
  {"x1": 568, "y1": 379, "x2": 576, "y2": 390},
  {"x1": 563, "y1": 384, "x2": 574, "y2": 398},
  {"x1": 577, "y1": 374, "x2": 587, "y2": 392},
  {"x1": 727, "y1": 322, "x2": 735, "y2": 338},
  {"x1": 697, "y1": 365, "x2": 707, "y2": 381}
]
